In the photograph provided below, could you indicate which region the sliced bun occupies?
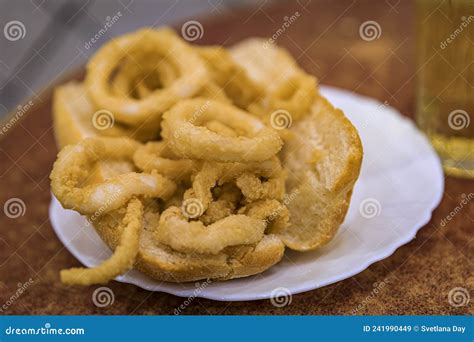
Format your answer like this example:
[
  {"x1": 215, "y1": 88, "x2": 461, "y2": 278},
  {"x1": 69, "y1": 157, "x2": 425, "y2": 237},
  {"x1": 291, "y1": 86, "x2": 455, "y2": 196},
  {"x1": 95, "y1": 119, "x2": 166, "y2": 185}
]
[
  {"x1": 280, "y1": 94, "x2": 362, "y2": 250},
  {"x1": 52, "y1": 82, "x2": 135, "y2": 183},
  {"x1": 93, "y1": 206, "x2": 285, "y2": 282},
  {"x1": 53, "y1": 82, "x2": 159, "y2": 149},
  {"x1": 231, "y1": 39, "x2": 363, "y2": 251},
  {"x1": 52, "y1": 82, "x2": 98, "y2": 149}
]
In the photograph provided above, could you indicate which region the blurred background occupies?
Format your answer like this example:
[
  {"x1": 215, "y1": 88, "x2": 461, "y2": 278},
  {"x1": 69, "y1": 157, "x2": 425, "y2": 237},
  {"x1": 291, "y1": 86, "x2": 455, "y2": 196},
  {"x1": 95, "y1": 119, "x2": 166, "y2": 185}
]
[
  {"x1": 0, "y1": 0, "x2": 268, "y2": 117},
  {"x1": 1, "y1": 0, "x2": 471, "y2": 176}
]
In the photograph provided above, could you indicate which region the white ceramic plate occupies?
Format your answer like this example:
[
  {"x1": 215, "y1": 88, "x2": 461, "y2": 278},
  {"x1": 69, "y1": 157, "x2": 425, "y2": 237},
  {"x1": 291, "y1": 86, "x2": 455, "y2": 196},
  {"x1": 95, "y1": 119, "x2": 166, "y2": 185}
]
[{"x1": 49, "y1": 86, "x2": 444, "y2": 301}]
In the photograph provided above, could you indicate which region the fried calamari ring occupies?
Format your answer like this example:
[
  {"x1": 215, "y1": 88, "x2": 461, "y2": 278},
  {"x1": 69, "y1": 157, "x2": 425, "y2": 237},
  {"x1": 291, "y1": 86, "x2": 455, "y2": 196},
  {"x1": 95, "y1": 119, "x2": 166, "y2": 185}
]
[
  {"x1": 196, "y1": 83, "x2": 231, "y2": 103},
  {"x1": 230, "y1": 38, "x2": 317, "y2": 121},
  {"x1": 235, "y1": 170, "x2": 286, "y2": 202},
  {"x1": 109, "y1": 70, "x2": 132, "y2": 98},
  {"x1": 133, "y1": 115, "x2": 248, "y2": 183},
  {"x1": 204, "y1": 120, "x2": 238, "y2": 137},
  {"x1": 189, "y1": 157, "x2": 282, "y2": 214},
  {"x1": 133, "y1": 141, "x2": 196, "y2": 181},
  {"x1": 199, "y1": 184, "x2": 241, "y2": 225},
  {"x1": 198, "y1": 46, "x2": 264, "y2": 109},
  {"x1": 126, "y1": 61, "x2": 230, "y2": 103},
  {"x1": 162, "y1": 99, "x2": 283, "y2": 162},
  {"x1": 50, "y1": 137, "x2": 176, "y2": 214},
  {"x1": 269, "y1": 73, "x2": 316, "y2": 120},
  {"x1": 110, "y1": 56, "x2": 179, "y2": 99},
  {"x1": 85, "y1": 28, "x2": 209, "y2": 125},
  {"x1": 155, "y1": 206, "x2": 266, "y2": 254},
  {"x1": 239, "y1": 199, "x2": 290, "y2": 234},
  {"x1": 111, "y1": 56, "x2": 229, "y2": 104},
  {"x1": 60, "y1": 197, "x2": 143, "y2": 285}
]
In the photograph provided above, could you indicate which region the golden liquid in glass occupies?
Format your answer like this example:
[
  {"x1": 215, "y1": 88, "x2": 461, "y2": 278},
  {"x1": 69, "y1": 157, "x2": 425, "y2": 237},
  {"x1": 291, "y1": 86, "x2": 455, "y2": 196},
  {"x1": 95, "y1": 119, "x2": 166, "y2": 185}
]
[{"x1": 416, "y1": 0, "x2": 474, "y2": 178}]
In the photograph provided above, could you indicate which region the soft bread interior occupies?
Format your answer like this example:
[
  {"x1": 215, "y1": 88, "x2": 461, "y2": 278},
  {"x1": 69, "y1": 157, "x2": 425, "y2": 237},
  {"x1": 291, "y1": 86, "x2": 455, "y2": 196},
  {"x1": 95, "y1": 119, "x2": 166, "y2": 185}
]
[
  {"x1": 53, "y1": 82, "x2": 159, "y2": 149},
  {"x1": 280, "y1": 95, "x2": 362, "y2": 250},
  {"x1": 230, "y1": 38, "x2": 311, "y2": 91},
  {"x1": 231, "y1": 39, "x2": 363, "y2": 251},
  {"x1": 53, "y1": 82, "x2": 100, "y2": 148},
  {"x1": 53, "y1": 83, "x2": 135, "y2": 183}
]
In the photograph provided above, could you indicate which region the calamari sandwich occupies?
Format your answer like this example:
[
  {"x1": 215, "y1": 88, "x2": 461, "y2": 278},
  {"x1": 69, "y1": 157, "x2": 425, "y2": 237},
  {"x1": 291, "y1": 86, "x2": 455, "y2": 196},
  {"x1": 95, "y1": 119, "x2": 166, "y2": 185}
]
[{"x1": 50, "y1": 28, "x2": 362, "y2": 285}]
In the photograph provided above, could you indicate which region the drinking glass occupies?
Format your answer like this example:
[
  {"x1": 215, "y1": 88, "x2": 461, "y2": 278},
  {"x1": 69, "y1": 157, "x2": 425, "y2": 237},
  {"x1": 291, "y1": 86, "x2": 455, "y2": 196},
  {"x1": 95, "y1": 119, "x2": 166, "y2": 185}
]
[{"x1": 416, "y1": 0, "x2": 473, "y2": 178}]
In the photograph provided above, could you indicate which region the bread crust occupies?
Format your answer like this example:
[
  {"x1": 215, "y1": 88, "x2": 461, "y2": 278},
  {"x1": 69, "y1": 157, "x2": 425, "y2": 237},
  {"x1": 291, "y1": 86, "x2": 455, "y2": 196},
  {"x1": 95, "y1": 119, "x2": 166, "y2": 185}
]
[
  {"x1": 279, "y1": 94, "x2": 363, "y2": 250},
  {"x1": 53, "y1": 82, "x2": 96, "y2": 148},
  {"x1": 93, "y1": 209, "x2": 285, "y2": 282}
]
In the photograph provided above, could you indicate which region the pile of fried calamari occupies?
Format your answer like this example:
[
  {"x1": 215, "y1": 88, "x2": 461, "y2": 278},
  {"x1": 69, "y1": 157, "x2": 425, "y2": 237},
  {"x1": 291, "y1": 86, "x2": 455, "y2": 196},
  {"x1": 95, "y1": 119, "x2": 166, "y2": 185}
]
[{"x1": 50, "y1": 28, "x2": 317, "y2": 285}]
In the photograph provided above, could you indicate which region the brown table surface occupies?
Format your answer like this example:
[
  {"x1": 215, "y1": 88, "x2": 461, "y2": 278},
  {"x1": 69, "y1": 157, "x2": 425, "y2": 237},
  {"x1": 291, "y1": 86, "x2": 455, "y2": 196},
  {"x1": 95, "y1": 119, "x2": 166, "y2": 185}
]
[{"x1": 0, "y1": 0, "x2": 472, "y2": 315}]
